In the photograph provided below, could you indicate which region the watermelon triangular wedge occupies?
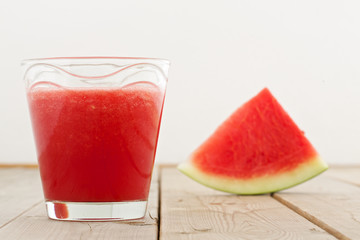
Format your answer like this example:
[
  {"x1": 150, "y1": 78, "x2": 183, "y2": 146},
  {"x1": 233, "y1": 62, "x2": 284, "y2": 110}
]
[{"x1": 178, "y1": 88, "x2": 328, "y2": 194}]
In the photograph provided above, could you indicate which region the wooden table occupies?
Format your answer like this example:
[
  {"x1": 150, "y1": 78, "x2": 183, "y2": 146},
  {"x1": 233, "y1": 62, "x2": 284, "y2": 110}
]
[{"x1": 0, "y1": 166, "x2": 359, "y2": 240}]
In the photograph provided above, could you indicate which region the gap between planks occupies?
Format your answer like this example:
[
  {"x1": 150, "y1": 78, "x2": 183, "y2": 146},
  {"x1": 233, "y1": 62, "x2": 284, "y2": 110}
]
[
  {"x1": 272, "y1": 194, "x2": 350, "y2": 240},
  {"x1": 272, "y1": 167, "x2": 360, "y2": 240}
]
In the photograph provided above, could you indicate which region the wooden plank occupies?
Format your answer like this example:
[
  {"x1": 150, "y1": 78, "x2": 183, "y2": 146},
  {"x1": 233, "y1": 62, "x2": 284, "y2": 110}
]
[
  {"x1": 273, "y1": 175, "x2": 360, "y2": 240},
  {"x1": 0, "y1": 168, "x2": 43, "y2": 227},
  {"x1": 325, "y1": 166, "x2": 360, "y2": 187},
  {"x1": 0, "y1": 167, "x2": 160, "y2": 240},
  {"x1": 160, "y1": 168, "x2": 335, "y2": 240}
]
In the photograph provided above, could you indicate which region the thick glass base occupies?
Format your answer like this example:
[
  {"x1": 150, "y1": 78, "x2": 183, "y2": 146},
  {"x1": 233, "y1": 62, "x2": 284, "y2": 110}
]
[{"x1": 46, "y1": 200, "x2": 147, "y2": 221}]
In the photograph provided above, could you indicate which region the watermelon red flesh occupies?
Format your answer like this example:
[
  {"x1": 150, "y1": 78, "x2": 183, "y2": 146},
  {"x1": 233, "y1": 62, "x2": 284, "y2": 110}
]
[{"x1": 178, "y1": 88, "x2": 327, "y2": 194}]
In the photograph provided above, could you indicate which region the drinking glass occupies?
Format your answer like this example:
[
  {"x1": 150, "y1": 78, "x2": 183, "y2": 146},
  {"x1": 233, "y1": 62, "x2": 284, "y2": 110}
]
[{"x1": 22, "y1": 57, "x2": 169, "y2": 221}]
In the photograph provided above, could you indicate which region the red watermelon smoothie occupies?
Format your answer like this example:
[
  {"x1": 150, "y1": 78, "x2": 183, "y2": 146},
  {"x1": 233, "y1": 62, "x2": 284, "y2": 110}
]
[
  {"x1": 27, "y1": 81, "x2": 166, "y2": 220},
  {"x1": 28, "y1": 83, "x2": 164, "y2": 202}
]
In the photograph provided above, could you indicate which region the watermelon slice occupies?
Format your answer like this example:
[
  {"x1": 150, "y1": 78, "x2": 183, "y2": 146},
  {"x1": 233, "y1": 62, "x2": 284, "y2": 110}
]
[{"x1": 178, "y1": 88, "x2": 328, "y2": 194}]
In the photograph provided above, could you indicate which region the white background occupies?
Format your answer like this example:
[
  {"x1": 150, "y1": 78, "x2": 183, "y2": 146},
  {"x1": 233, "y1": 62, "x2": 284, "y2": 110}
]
[{"x1": 1, "y1": 0, "x2": 359, "y2": 165}]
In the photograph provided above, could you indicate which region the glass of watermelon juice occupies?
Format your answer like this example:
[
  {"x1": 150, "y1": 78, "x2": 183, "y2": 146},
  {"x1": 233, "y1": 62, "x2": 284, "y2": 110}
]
[{"x1": 22, "y1": 57, "x2": 169, "y2": 221}]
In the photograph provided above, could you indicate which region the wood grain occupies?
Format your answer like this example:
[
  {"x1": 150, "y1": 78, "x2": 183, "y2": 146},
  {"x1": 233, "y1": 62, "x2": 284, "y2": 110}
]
[
  {"x1": 325, "y1": 166, "x2": 360, "y2": 187},
  {"x1": 0, "y1": 167, "x2": 159, "y2": 240},
  {"x1": 0, "y1": 168, "x2": 43, "y2": 227},
  {"x1": 160, "y1": 168, "x2": 335, "y2": 240},
  {"x1": 273, "y1": 175, "x2": 360, "y2": 240}
]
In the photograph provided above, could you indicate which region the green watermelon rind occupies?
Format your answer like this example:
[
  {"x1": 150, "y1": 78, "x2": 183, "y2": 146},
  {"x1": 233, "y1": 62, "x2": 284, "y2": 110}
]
[{"x1": 177, "y1": 156, "x2": 328, "y2": 195}]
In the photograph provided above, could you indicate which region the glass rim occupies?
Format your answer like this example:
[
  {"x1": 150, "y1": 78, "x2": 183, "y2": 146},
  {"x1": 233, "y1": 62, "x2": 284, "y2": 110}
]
[{"x1": 21, "y1": 56, "x2": 170, "y2": 65}]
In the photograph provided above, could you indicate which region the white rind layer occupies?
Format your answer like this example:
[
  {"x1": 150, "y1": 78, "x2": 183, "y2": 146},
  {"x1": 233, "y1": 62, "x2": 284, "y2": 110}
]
[{"x1": 177, "y1": 156, "x2": 328, "y2": 194}]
